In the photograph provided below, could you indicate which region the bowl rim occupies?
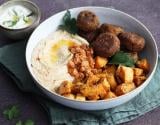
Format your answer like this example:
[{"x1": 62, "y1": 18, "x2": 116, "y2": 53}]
[
  {"x1": 26, "y1": 6, "x2": 158, "y2": 103},
  {"x1": 0, "y1": 0, "x2": 41, "y2": 31}
]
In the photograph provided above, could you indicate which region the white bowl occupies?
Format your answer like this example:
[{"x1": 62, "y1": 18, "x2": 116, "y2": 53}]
[{"x1": 26, "y1": 7, "x2": 158, "y2": 110}]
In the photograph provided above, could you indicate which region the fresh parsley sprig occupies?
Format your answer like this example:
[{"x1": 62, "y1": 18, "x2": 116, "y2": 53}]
[
  {"x1": 16, "y1": 119, "x2": 35, "y2": 125},
  {"x1": 109, "y1": 51, "x2": 135, "y2": 67},
  {"x1": 3, "y1": 105, "x2": 20, "y2": 120},
  {"x1": 58, "y1": 10, "x2": 78, "y2": 34},
  {"x1": 3, "y1": 105, "x2": 35, "y2": 125}
]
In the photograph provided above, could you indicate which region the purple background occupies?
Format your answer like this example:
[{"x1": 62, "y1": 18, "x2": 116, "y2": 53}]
[{"x1": 0, "y1": 0, "x2": 160, "y2": 125}]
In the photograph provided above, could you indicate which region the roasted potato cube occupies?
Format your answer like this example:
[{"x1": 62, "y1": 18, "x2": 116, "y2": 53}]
[
  {"x1": 133, "y1": 68, "x2": 143, "y2": 76},
  {"x1": 115, "y1": 82, "x2": 136, "y2": 96},
  {"x1": 80, "y1": 84, "x2": 100, "y2": 100},
  {"x1": 63, "y1": 94, "x2": 75, "y2": 99},
  {"x1": 136, "y1": 59, "x2": 150, "y2": 73},
  {"x1": 86, "y1": 75, "x2": 100, "y2": 85},
  {"x1": 71, "y1": 82, "x2": 83, "y2": 94},
  {"x1": 96, "y1": 83, "x2": 108, "y2": 99},
  {"x1": 105, "y1": 91, "x2": 117, "y2": 99},
  {"x1": 80, "y1": 83, "x2": 107, "y2": 100},
  {"x1": 116, "y1": 66, "x2": 134, "y2": 83},
  {"x1": 98, "y1": 78, "x2": 110, "y2": 92},
  {"x1": 96, "y1": 73, "x2": 108, "y2": 78},
  {"x1": 104, "y1": 65, "x2": 117, "y2": 74},
  {"x1": 75, "y1": 94, "x2": 86, "y2": 101},
  {"x1": 134, "y1": 75, "x2": 146, "y2": 86},
  {"x1": 95, "y1": 56, "x2": 108, "y2": 68},
  {"x1": 58, "y1": 81, "x2": 72, "y2": 95},
  {"x1": 106, "y1": 74, "x2": 118, "y2": 91}
]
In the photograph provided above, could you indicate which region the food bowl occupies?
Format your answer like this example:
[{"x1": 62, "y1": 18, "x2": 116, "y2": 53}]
[
  {"x1": 0, "y1": 0, "x2": 41, "y2": 40},
  {"x1": 26, "y1": 7, "x2": 158, "y2": 110}
]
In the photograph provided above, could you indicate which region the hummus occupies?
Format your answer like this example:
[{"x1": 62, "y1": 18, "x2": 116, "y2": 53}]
[{"x1": 31, "y1": 30, "x2": 88, "y2": 91}]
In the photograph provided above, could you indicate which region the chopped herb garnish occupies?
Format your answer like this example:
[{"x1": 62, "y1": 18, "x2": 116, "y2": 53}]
[
  {"x1": 2, "y1": 9, "x2": 20, "y2": 27},
  {"x1": 23, "y1": 16, "x2": 31, "y2": 24},
  {"x1": 109, "y1": 51, "x2": 135, "y2": 67},
  {"x1": 26, "y1": 12, "x2": 34, "y2": 17},
  {"x1": 3, "y1": 105, "x2": 20, "y2": 120},
  {"x1": 24, "y1": 119, "x2": 35, "y2": 125},
  {"x1": 16, "y1": 120, "x2": 23, "y2": 125},
  {"x1": 2, "y1": 20, "x2": 17, "y2": 27},
  {"x1": 16, "y1": 119, "x2": 35, "y2": 125},
  {"x1": 12, "y1": 9, "x2": 18, "y2": 16},
  {"x1": 59, "y1": 10, "x2": 78, "y2": 34}
]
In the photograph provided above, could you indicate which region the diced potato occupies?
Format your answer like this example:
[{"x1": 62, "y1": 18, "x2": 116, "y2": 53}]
[
  {"x1": 75, "y1": 94, "x2": 86, "y2": 101},
  {"x1": 106, "y1": 74, "x2": 118, "y2": 91},
  {"x1": 96, "y1": 83, "x2": 108, "y2": 99},
  {"x1": 98, "y1": 78, "x2": 110, "y2": 92},
  {"x1": 86, "y1": 75, "x2": 100, "y2": 85},
  {"x1": 80, "y1": 83, "x2": 107, "y2": 100},
  {"x1": 133, "y1": 68, "x2": 143, "y2": 76},
  {"x1": 63, "y1": 94, "x2": 75, "y2": 99},
  {"x1": 58, "y1": 81, "x2": 72, "y2": 95},
  {"x1": 71, "y1": 82, "x2": 83, "y2": 94},
  {"x1": 116, "y1": 66, "x2": 134, "y2": 83},
  {"x1": 136, "y1": 59, "x2": 150, "y2": 73},
  {"x1": 115, "y1": 82, "x2": 136, "y2": 96},
  {"x1": 80, "y1": 84, "x2": 99, "y2": 100},
  {"x1": 104, "y1": 91, "x2": 117, "y2": 99},
  {"x1": 104, "y1": 65, "x2": 117, "y2": 74},
  {"x1": 95, "y1": 56, "x2": 108, "y2": 68},
  {"x1": 96, "y1": 73, "x2": 108, "y2": 78},
  {"x1": 134, "y1": 75, "x2": 146, "y2": 86}
]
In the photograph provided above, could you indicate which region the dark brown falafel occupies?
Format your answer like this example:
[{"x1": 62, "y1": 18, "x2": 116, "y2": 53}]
[
  {"x1": 92, "y1": 33, "x2": 120, "y2": 57},
  {"x1": 118, "y1": 32, "x2": 145, "y2": 52},
  {"x1": 99, "y1": 23, "x2": 124, "y2": 35},
  {"x1": 77, "y1": 10, "x2": 99, "y2": 32},
  {"x1": 78, "y1": 29, "x2": 100, "y2": 43}
]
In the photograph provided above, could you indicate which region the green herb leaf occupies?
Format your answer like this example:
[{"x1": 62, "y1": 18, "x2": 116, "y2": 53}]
[
  {"x1": 109, "y1": 51, "x2": 135, "y2": 67},
  {"x1": 58, "y1": 10, "x2": 78, "y2": 34},
  {"x1": 27, "y1": 12, "x2": 34, "y2": 17},
  {"x1": 24, "y1": 119, "x2": 34, "y2": 125},
  {"x1": 3, "y1": 105, "x2": 20, "y2": 120},
  {"x1": 2, "y1": 20, "x2": 17, "y2": 27},
  {"x1": 23, "y1": 16, "x2": 31, "y2": 24},
  {"x1": 63, "y1": 10, "x2": 71, "y2": 25},
  {"x1": 16, "y1": 119, "x2": 35, "y2": 125},
  {"x1": 16, "y1": 120, "x2": 23, "y2": 125},
  {"x1": 12, "y1": 9, "x2": 18, "y2": 16},
  {"x1": 13, "y1": 15, "x2": 20, "y2": 22}
]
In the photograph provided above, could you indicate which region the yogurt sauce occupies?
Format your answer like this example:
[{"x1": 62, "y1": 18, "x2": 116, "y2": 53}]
[{"x1": 0, "y1": 5, "x2": 35, "y2": 29}]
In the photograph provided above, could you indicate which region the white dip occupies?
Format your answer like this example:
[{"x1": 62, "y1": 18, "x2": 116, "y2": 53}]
[
  {"x1": 31, "y1": 30, "x2": 89, "y2": 92},
  {"x1": 0, "y1": 5, "x2": 35, "y2": 29}
]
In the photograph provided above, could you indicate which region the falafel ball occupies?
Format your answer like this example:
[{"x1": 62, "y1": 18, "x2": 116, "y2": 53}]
[
  {"x1": 77, "y1": 10, "x2": 99, "y2": 32},
  {"x1": 99, "y1": 23, "x2": 124, "y2": 35},
  {"x1": 92, "y1": 33, "x2": 120, "y2": 57},
  {"x1": 118, "y1": 32, "x2": 145, "y2": 52},
  {"x1": 78, "y1": 29, "x2": 99, "y2": 43}
]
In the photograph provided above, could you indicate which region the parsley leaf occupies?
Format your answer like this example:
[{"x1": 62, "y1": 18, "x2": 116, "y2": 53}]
[
  {"x1": 16, "y1": 120, "x2": 23, "y2": 125},
  {"x1": 16, "y1": 119, "x2": 35, "y2": 125},
  {"x1": 2, "y1": 20, "x2": 17, "y2": 27},
  {"x1": 109, "y1": 51, "x2": 135, "y2": 67},
  {"x1": 59, "y1": 10, "x2": 78, "y2": 34},
  {"x1": 3, "y1": 105, "x2": 20, "y2": 120},
  {"x1": 24, "y1": 119, "x2": 34, "y2": 125}
]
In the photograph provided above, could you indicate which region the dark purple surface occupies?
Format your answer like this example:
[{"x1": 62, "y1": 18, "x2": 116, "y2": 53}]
[{"x1": 0, "y1": 0, "x2": 160, "y2": 125}]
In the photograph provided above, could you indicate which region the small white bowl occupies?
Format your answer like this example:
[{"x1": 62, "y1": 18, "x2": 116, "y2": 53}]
[
  {"x1": 26, "y1": 7, "x2": 158, "y2": 110},
  {"x1": 0, "y1": 0, "x2": 41, "y2": 40}
]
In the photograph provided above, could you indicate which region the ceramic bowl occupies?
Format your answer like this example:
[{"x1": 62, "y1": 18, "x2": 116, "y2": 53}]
[
  {"x1": 26, "y1": 7, "x2": 158, "y2": 110},
  {"x1": 0, "y1": 0, "x2": 41, "y2": 40}
]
